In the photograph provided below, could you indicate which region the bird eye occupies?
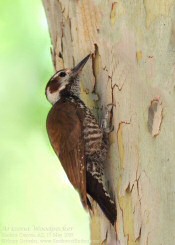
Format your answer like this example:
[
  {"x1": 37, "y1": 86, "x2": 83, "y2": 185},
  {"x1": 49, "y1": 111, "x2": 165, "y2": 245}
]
[{"x1": 59, "y1": 72, "x2": 66, "y2": 77}]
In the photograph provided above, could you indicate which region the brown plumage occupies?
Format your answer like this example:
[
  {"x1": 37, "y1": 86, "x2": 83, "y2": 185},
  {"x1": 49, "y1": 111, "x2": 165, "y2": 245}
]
[
  {"x1": 46, "y1": 99, "x2": 87, "y2": 207},
  {"x1": 45, "y1": 54, "x2": 117, "y2": 225}
]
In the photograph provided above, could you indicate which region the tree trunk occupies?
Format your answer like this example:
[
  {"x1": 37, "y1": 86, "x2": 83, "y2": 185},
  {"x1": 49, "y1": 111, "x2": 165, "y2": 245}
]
[{"x1": 42, "y1": 1, "x2": 175, "y2": 244}]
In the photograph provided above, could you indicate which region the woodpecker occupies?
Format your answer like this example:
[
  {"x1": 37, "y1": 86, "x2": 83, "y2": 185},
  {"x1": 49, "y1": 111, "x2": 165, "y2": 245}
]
[{"x1": 45, "y1": 54, "x2": 117, "y2": 226}]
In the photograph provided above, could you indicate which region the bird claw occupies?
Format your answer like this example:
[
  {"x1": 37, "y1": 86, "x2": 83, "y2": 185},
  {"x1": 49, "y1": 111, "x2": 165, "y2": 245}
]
[{"x1": 101, "y1": 104, "x2": 115, "y2": 133}]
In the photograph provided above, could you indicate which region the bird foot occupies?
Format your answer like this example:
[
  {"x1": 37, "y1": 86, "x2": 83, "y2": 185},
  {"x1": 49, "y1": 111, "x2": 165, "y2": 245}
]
[{"x1": 101, "y1": 104, "x2": 115, "y2": 133}]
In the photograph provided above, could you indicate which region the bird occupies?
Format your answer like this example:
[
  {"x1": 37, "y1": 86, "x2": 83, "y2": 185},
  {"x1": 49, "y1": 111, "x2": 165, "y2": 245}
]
[{"x1": 45, "y1": 54, "x2": 117, "y2": 226}]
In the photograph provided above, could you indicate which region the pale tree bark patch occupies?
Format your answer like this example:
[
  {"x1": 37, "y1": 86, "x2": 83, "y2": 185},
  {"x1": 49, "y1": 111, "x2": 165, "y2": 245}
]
[{"x1": 148, "y1": 98, "x2": 163, "y2": 137}]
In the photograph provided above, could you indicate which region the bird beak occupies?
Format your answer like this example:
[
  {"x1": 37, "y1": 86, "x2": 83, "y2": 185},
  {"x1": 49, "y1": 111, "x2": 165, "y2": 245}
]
[{"x1": 71, "y1": 54, "x2": 91, "y2": 77}]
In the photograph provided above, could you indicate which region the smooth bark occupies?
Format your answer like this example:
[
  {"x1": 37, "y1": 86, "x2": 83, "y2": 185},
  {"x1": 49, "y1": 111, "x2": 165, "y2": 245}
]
[{"x1": 43, "y1": 1, "x2": 175, "y2": 244}]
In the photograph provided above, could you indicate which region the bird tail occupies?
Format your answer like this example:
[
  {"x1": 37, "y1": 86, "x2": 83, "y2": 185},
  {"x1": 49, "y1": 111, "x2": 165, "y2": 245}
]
[{"x1": 86, "y1": 172, "x2": 117, "y2": 226}]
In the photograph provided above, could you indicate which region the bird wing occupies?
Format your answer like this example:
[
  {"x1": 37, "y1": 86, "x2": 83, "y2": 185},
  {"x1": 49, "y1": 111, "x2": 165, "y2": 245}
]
[{"x1": 46, "y1": 101, "x2": 87, "y2": 208}]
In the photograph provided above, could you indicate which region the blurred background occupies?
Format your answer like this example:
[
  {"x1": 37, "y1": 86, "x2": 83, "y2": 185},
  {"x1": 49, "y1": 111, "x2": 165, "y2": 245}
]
[{"x1": 0, "y1": 1, "x2": 90, "y2": 244}]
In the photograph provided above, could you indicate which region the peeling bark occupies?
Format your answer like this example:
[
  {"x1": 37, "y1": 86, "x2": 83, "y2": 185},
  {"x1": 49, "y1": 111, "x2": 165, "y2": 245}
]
[
  {"x1": 148, "y1": 98, "x2": 163, "y2": 137},
  {"x1": 43, "y1": 1, "x2": 175, "y2": 244}
]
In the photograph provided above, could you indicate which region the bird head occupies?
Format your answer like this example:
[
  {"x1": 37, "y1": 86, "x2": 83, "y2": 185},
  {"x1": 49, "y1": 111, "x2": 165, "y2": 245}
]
[{"x1": 46, "y1": 54, "x2": 91, "y2": 104}]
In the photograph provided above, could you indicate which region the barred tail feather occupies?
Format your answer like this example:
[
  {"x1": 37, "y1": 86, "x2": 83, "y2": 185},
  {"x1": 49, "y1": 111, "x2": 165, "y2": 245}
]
[{"x1": 86, "y1": 172, "x2": 117, "y2": 226}]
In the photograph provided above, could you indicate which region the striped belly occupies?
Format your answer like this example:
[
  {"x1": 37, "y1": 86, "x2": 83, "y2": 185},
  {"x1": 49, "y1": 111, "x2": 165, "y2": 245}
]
[{"x1": 83, "y1": 109, "x2": 103, "y2": 155}]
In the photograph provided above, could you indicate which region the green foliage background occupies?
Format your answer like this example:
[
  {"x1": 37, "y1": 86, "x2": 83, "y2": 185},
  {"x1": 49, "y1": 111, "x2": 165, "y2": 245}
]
[{"x1": 0, "y1": 1, "x2": 89, "y2": 244}]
